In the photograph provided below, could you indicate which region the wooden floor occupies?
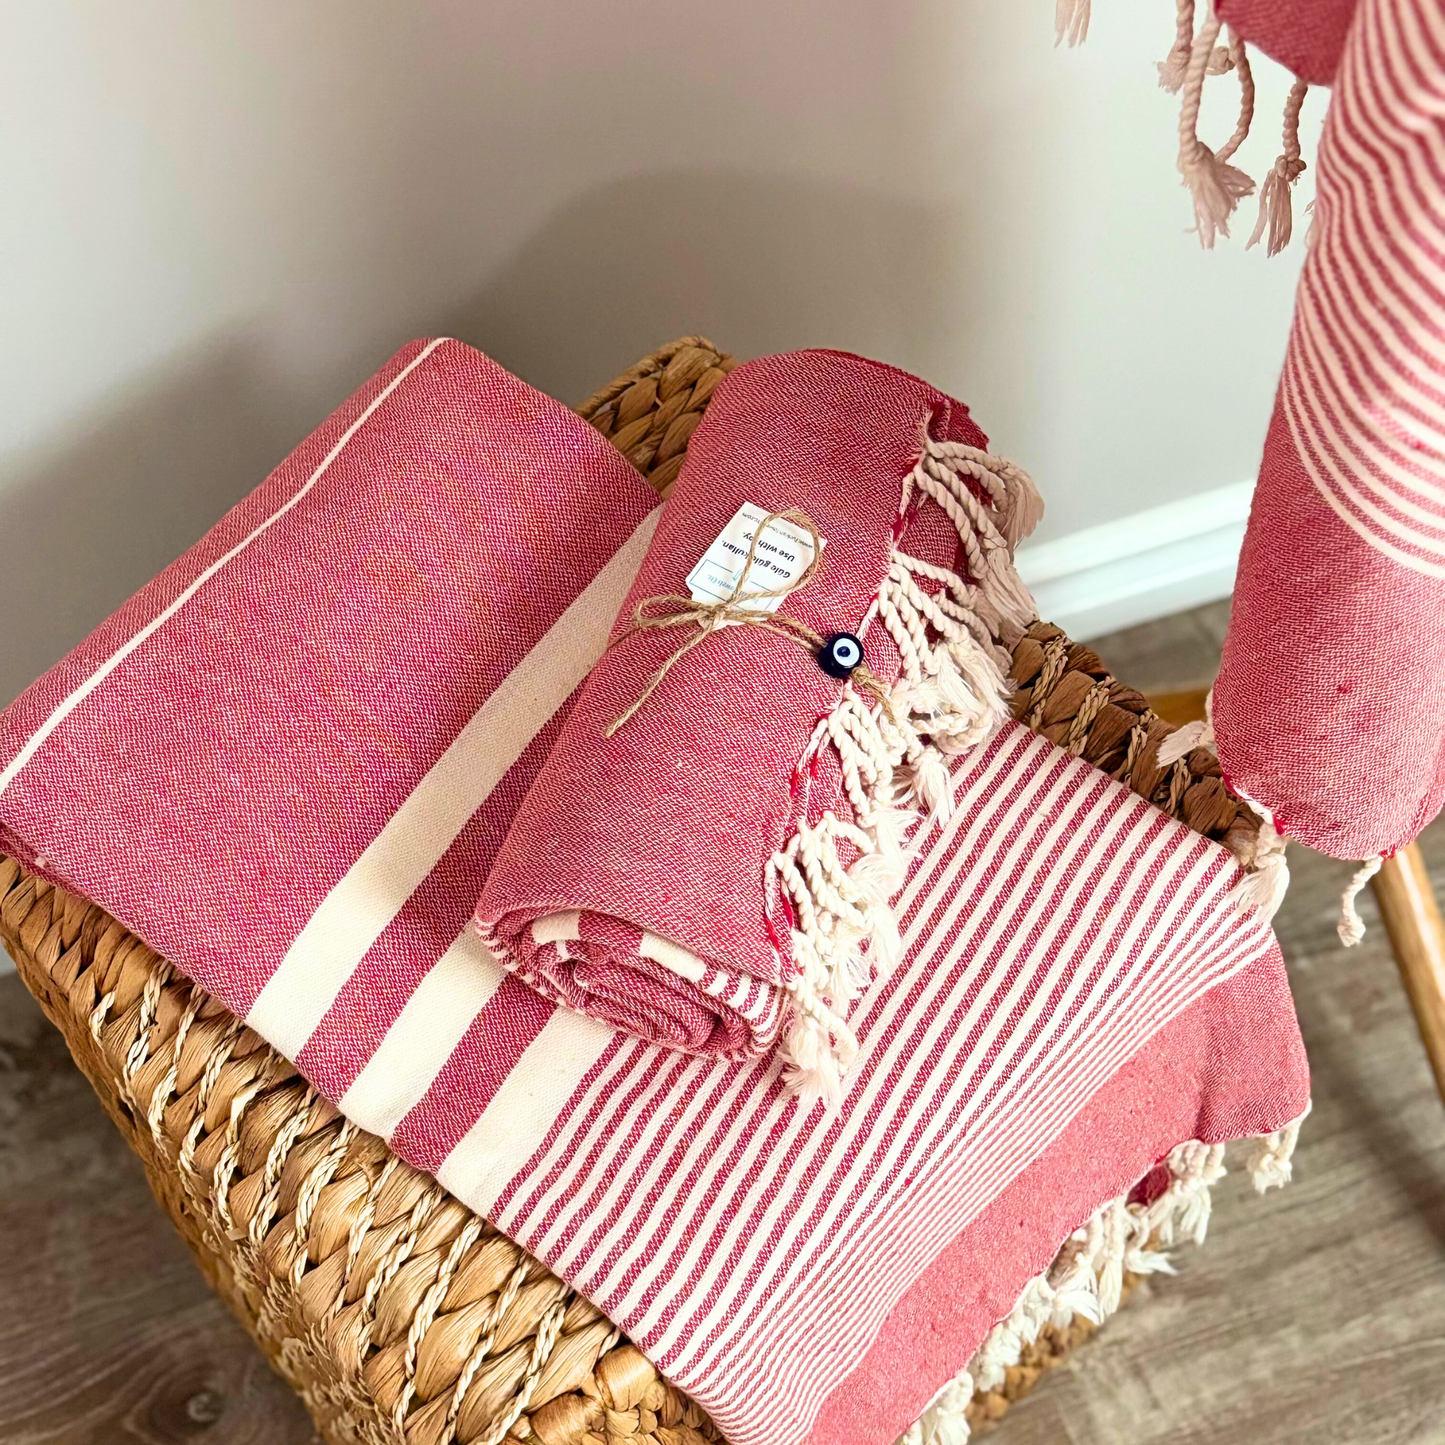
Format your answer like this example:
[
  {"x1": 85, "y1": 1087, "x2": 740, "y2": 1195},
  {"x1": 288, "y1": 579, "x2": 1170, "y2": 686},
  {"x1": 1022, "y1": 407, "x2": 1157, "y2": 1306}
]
[{"x1": 2, "y1": 601, "x2": 1443, "y2": 1444}]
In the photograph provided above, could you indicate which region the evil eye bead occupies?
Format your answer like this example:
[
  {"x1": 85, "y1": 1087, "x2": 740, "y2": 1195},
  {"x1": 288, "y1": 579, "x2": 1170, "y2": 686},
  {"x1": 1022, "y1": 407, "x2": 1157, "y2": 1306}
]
[{"x1": 818, "y1": 632, "x2": 864, "y2": 679}]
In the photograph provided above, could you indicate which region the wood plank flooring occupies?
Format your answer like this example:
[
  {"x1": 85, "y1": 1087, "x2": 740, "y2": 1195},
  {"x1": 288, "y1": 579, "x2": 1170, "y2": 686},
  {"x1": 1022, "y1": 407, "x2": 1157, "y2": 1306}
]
[{"x1": 1, "y1": 601, "x2": 1442, "y2": 1443}]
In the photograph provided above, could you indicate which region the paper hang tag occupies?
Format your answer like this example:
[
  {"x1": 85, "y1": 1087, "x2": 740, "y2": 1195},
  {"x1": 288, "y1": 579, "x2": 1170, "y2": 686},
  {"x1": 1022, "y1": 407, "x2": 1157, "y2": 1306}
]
[{"x1": 685, "y1": 503, "x2": 823, "y2": 622}]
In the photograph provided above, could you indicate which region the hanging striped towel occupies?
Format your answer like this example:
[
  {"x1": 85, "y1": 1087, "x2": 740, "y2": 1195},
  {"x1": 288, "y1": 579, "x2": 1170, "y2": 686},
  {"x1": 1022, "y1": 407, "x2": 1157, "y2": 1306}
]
[{"x1": 1211, "y1": 0, "x2": 1445, "y2": 868}]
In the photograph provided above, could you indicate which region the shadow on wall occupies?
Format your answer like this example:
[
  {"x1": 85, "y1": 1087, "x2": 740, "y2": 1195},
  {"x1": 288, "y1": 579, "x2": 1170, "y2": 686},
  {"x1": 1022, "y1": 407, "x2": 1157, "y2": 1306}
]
[
  {"x1": 1, "y1": 170, "x2": 966, "y2": 705},
  {"x1": 0, "y1": 336, "x2": 315, "y2": 707},
  {"x1": 445, "y1": 169, "x2": 965, "y2": 409}
]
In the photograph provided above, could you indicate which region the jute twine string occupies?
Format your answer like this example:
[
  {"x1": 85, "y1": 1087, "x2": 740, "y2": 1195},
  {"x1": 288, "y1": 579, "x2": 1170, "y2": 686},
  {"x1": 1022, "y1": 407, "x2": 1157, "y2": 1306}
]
[{"x1": 604, "y1": 507, "x2": 892, "y2": 737}]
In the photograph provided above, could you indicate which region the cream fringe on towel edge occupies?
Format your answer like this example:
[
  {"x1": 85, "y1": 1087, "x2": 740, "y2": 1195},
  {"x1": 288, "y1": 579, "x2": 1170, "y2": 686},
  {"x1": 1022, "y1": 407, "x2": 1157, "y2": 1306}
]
[
  {"x1": 1156, "y1": 690, "x2": 1290, "y2": 926},
  {"x1": 767, "y1": 431, "x2": 1043, "y2": 1103},
  {"x1": 767, "y1": 436, "x2": 1298, "y2": 1103},
  {"x1": 897, "y1": 1110, "x2": 1308, "y2": 1445}
]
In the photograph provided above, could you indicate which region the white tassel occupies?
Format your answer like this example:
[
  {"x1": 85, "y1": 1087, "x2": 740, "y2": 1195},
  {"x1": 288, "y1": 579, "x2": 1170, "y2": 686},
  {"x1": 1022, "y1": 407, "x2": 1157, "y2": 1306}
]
[
  {"x1": 770, "y1": 432, "x2": 1034, "y2": 1101},
  {"x1": 781, "y1": 970, "x2": 858, "y2": 1107},
  {"x1": 920, "y1": 1375, "x2": 976, "y2": 1445},
  {"x1": 1176, "y1": 13, "x2": 1255, "y2": 247},
  {"x1": 1156, "y1": 0, "x2": 1233, "y2": 93},
  {"x1": 1155, "y1": 1141, "x2": 1226, "y2": 1245},
  {"x1": 1249, "y1": 163, "x2": 1300, "y2": 255},
  {"x1": 1157, "y1": 686, "x2": 1216, "y2": 766},
  {"x1": 1246, "y1": 1110, "x2": 1307, "y2": 1192},
  {"x1": 1157, "y1": 0, "x2": 1195, "y2": 93},
  {"x1": 1234, "y1": 816, "x2": 1289, "y2": 923},
  {"x1": 1337, "y1": 856, "x2": 1384, "y2": 946},
  {"x1": 1095, "y1": 1200, "x2": 1128, "y2": 1313},
  {"x1": 907, "y1": 747, "x2": 955, "y2": 823},
  {"x1": 1224, "y1": 780, "x2": 1290, "y2": 928},
  {"x1": 1180, "y1": 143, "x2": 1255, "y2": 248},
  {"x1": 1157, "y1": 716, "x2": 1214, "y2": 765},
  {"x1": 1048, "y1": 1260, "x2": 1105, "y2": 1326},
  {"x1": 1248, "y1": 78, "x2": 1310, "y2": 256},
  {"x1": 895, "y1": 1119, "x2": 1306, "y2": 1444},
  {"x1": 1054, "y1": 0, "x2": 1090, "y2": 47},
  {"x1": 995, "y1": 463, "x2": 1046, "y2": 551}
]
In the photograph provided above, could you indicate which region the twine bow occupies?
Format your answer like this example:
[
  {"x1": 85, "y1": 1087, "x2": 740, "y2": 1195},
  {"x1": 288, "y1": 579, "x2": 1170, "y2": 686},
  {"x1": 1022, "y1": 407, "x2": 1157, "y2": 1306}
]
[{"x1": 604, "y1": 507, "x2": 892, "y2": 737}]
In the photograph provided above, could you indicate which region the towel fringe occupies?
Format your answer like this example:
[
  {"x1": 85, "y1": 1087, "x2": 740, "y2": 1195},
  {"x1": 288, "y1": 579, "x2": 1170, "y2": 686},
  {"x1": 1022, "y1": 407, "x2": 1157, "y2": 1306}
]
[
  {"x1": 1337, "y1": 855, "x2": 1384, "y2": 946},
  {"x1": 769, "y1": 436, "x2": 1040, "y2": 1103},
  {"x1": 1177, "y1": 12, "x2": 1256, "y2": 247},
  {"x1": 1149, "y1": 690, "x2": 1288, "y2": 925},
  {"x1": 1249, "y1": 78, "x2": 1311, "y2": 255},
  {"x1": 1156, "y1": 715, "x2": 1214, "y2": 765},
  {"x1": 1233, "y1": 812, "x2": 1290, "y2": 923},
  {"x1": 899, "y1": 1116, "x2": 1307, "y2": 1444},
  {"x1": 1245, "y1": 1107, "x2": 1307, "y2": 1191},
  {"x1": 1085, "y1": 0, "x2": 1315, "y2": 253},
  {"x1": 1055, "y1": 0, "x2": 1091, "y2": 47},
  {"x1": 1157, "y1": 0, "x2": 1234, "y2": 92}
]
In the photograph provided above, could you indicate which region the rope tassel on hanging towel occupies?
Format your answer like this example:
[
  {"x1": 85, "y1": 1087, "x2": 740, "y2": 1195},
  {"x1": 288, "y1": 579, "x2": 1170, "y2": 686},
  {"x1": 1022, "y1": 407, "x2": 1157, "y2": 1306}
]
[
  {"x1": 1249, "y1": 77, "x2": 1310, "y2": 255},
  {"x1": 1070, "y1": 0, "x2": 1315, "y2": 255},
  {"x1": 1177, "y1": 12, "x2": 1257, "y2": 246}
]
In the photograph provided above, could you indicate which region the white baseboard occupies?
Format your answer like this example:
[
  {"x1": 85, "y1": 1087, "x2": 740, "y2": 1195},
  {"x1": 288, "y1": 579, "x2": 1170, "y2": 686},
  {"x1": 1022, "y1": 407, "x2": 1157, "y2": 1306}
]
[{"x1": 1015, "y1": 481, "x2": 1253, "y2": 641}]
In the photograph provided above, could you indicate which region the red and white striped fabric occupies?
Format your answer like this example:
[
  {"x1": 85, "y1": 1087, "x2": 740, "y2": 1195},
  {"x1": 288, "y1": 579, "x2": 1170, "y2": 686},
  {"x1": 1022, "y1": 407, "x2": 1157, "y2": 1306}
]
[
  {"x1": 0, "y1": 338, "x2": 1309, "y2": 1444},
  {"x1": 458, "y1": 726, "x2": 1306, "y2": 1445},
  {"x1": 1213, "y1": 0, "x2": 1445, "y2": 860},
  {"x1": 477, "y1": 351, "x2": 960, "y2": 1064}
]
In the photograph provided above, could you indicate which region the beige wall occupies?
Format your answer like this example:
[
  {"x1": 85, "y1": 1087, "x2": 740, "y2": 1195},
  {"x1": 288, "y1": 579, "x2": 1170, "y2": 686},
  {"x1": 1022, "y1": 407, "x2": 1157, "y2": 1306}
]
[{"x1": 0, "y1": 0, "x2": 1317, "y2": 704}]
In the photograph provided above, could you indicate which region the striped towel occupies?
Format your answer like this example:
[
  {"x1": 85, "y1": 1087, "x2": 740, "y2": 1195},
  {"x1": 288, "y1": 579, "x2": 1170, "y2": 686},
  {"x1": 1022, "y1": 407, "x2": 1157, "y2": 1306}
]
[
  {"x1": 477, "y1": 351, "x2": 1047, "y2": 1094},
  {"x1": 458, "y1": 726, "x2": 1306, "y2": 1445},
  {"x1": 1211, "y1": 0, "x2": 1445, "y2": 868},
  {"x1": 0, "y1": 339, "x2": 1310, "y2": 1445}
]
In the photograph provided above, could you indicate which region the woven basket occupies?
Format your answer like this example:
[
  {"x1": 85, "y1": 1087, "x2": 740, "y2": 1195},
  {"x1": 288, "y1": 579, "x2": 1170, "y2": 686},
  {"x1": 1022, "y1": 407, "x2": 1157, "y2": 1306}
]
[{"x1": 1, "y1": 338, "x2": 1254, "y2": 1445}]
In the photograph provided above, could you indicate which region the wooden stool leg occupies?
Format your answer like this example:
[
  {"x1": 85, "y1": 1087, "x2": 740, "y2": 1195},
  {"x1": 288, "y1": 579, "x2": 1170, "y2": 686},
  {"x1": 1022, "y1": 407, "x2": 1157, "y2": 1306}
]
[{"x1": 1371, "y1": 843, "x2": 1445, "y2": 1106}]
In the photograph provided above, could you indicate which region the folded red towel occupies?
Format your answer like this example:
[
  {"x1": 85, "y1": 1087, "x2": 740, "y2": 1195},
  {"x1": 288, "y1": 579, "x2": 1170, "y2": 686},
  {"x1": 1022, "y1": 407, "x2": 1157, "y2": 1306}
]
[{"x1": 0, "y1": 337, "x2": 661, "y2": 1056}]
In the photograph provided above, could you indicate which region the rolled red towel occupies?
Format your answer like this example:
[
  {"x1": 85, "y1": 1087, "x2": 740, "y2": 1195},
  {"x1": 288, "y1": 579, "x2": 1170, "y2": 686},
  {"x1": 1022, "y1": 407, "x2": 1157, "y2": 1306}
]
[{"x1": 477, "y1": 349, "x2": 1045, "y2": 1097}]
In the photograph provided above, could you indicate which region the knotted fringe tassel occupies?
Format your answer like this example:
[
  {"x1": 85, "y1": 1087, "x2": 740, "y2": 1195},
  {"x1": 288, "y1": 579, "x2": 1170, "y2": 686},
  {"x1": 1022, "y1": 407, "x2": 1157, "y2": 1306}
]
[
  {"x1": 1245, "y1": 1108, "x2": 1308, "y2": 1191},
  {"x1": 1338, "y1": 855, "x2": 1384, "y2": 946},
  {"x1": 1055, "y1": 0, "x2": 1091, "y2": 48},
  {"x1": 1236, "y1": 812, "x2": 1290, "y2": 923},
  {"x1": 1076, "y1": 2, "x2": 1309, "y2": 255},
  {"x1": 768, "y1": 436, "x2": 1042, "y2": 1103},
  {"x1": 1177, "y1": 9, "x2": 1256, "y2": 247},
  {"x1": 1157, "y1": 0, "x2": 1234, "y2": 92},
  {"x1": 1156, "y1": 713, "x2": 1214, "y2": 765},
  {"x1": 1249, "y1": 77, "x2": 1310, "y2": 255},
  {"x1": 897, "y1": 1119, "x2": 1306, "y2": 1445},
  {"x1": 1155, "y1": 691, "x2": 1289, "y2": 925}
]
